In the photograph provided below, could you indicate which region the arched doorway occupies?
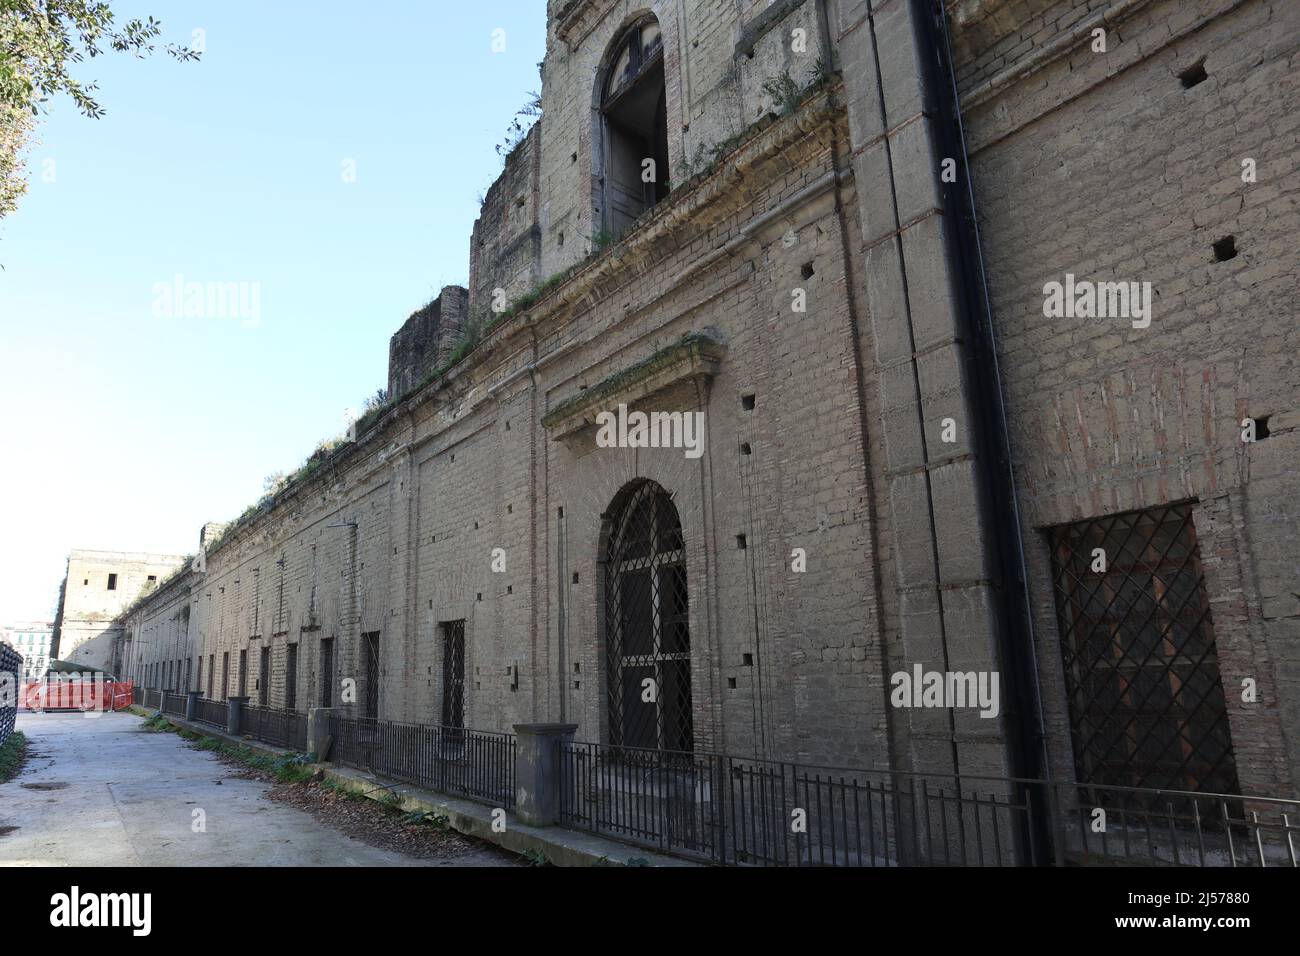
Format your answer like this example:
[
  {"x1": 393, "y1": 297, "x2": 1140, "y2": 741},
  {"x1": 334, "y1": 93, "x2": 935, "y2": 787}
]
[
  {"x1": 602, "y1": 479, "x2": 693, "y2": 752},
  {"x1": 597, "y1": 15, "x2": 669, "y2": 240}
]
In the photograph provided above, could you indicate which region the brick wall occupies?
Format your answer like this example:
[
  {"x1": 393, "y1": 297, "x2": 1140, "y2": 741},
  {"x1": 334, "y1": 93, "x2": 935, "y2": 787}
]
[
  {"x1": 951, "y1": 0, "x2": 1300, "y2": 793},
  {"x1": 121, "y1": 0, "x2": 1299, "y2": 801}
]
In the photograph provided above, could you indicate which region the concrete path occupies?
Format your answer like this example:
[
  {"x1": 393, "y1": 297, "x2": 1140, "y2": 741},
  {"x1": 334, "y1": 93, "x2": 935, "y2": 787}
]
[{"x1": 0, "y1": 711, "x2": 506, "y2": 867}]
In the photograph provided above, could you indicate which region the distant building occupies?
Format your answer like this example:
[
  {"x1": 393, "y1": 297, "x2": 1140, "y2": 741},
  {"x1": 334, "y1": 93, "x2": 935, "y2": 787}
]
[
  {"x1": 2, "y1": 623, "x2": 54, "y2": 681},
  {"x1": 52, "y1": 551, "x2": 188, "y2": 674}
]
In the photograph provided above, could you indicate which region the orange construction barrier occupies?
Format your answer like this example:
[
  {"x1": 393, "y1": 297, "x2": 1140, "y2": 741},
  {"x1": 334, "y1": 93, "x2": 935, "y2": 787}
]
[{"x1": 22, "y1": 679, "x2": 134, "y2": 712}]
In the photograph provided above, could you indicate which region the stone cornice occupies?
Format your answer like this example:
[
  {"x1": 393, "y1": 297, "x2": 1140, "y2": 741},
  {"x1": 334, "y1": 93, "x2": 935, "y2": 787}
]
[
  {"x1": 554, "y1": 0, "x2": 619, "y2": 48},
  {"x1": 164, "y1": 86, "x2": 847, "y2": 581},
  {"x1": 541, "y1": 332, "x2": 727, "y2": 438}
]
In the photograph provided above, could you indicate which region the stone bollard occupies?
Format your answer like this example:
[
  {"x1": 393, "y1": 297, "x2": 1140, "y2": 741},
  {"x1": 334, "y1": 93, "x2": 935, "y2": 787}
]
[
  {"x1": 307, "y1": 708, "x2": 337, "y2": 761},
  {"x1": 513, "y1": 723, "x2": 579, "y2": 827},
  {"x1": 226, "y1": 696, "x2": 249, "y2": 737},
  {"x1": 185, "y1": 691, "x2": 200, "y2": 721}
]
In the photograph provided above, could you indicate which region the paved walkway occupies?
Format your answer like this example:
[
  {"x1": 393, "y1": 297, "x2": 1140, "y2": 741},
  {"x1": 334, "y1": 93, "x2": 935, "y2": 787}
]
[{"x1": 0, "y1": 711, "x2": 506, "y2": 867}]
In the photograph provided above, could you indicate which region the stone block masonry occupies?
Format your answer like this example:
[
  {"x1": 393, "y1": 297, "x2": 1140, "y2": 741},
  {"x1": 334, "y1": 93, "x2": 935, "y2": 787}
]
[{"x1": 118, "y1": 0, "x2": 1300, "y2": 814}]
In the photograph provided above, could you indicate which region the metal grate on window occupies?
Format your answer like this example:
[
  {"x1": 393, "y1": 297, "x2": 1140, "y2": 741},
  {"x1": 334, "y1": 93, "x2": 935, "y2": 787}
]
[
  {"x1": 604, "y1": 480, "x2": 693, "y2": 753},
  {"x1": 1049, "y1": 502, "x2": 1240, "y2": 796},
  {"x1": 441, "y1": 621, "x2": 466, "y2": 731}
]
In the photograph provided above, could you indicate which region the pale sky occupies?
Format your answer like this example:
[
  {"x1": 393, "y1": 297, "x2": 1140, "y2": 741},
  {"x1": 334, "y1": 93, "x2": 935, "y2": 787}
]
[{"x1": 0, "y1": 1, "x2": 547, "y2": 623}]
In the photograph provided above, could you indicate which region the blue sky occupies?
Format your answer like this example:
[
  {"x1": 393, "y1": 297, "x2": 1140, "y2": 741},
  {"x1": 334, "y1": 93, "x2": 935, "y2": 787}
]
[{"x1": 0, "y1": 1, "x2": 547, "y2": 624}]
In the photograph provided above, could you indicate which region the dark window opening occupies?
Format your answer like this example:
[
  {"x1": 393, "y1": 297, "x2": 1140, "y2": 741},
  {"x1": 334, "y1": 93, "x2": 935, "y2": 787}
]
[
  {"x1": 259, "y1": 646, "x2": 270, "y2": 707},
  {"x1": 1049, "y1": 503, "x2": 1240, "y2": 796},
  {"x1": 441, "y1": 620, "x2": 466, "y2": 731},
  {"x1": 221, "y1": 652, "x2": 230, "y2": 702},
  {"x1": 107, "y1": 574, "x2": 118, "y2": 591},
  {"x1": 238, "y1": 649, "x2": 248, "y2": 698},
  {"x1": 603, "y1": 479, "x2": 693, "y2": 753},
  {"x1": 207, "y1": 654, "x2": 214, "y2": 700},
  {"x1": 286, "y1": 644, "x2": 298, "y2": 711},
  {"x1": 362, "y1": 631, "x2": 380, "y2": 720},
  {"x1": 320, "y1": 638, "x2": 335, "y2": 708},
  {"x1": 599, "y1": 16, "x2": 668, "y2": 240}
]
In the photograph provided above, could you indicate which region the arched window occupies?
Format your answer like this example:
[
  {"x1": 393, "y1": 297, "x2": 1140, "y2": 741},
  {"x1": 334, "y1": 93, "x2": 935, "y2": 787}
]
[
  {"x1": 598, "y1": 16, "x2": 669, "y2": 240},
  {"x1": 603, "y1": 480, "x2": 693, "y2": 752}
]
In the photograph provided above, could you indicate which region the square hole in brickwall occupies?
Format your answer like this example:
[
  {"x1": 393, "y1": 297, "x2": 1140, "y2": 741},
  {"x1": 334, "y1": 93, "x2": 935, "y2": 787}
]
[
  {"x1": 802, "y1": 262, "x2": 815, "y2": 280},
  {"x1": 743, "y1": 653, "x2": 754, "y2": 667},
  {"x1": 728, "y1": 677, "x2": 738, "y2": 689},
  {"x1": 1213, "y1": 236, "x2": 1238, "y2": 261},
  {"x1": 740, "y1": 442, "x2": 752, "y2": 456},
  {"x1": 736, "y1": 534, "x2": 748, "y2": 550},
  {"x1": 742, "y1": 394, "x2": 756, "y2": 411},
  {"x1": 1180, "y1": 59, "x2": 1208, "y2": 89},
  {"x1": 572, "y1": 572, "x2": 580, "y2": 584}
]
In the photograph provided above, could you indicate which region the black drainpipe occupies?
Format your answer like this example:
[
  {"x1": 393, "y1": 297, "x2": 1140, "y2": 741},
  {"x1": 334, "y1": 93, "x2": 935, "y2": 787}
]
[{"x1": 914, "y1": 0, "x2": 1053, "y2": 862}]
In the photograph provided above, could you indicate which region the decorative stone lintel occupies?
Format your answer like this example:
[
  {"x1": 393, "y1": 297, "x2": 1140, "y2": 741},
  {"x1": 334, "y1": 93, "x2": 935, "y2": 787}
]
[{"x1": 541, "y1": 332, "x2": 727, "y2": 440}]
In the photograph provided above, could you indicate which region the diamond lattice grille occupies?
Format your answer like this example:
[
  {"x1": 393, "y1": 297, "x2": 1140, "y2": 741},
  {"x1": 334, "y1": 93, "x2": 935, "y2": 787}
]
[
  {"x1": 604, "y1": 481, "x2": 693, "y2": 752},
  {"x1": 1050, "y1": 503, "x2": 1240, "y2": 794}
]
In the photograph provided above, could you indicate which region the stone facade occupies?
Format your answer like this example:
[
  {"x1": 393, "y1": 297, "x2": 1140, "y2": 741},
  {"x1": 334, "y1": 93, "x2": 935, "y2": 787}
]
[
  {"x1": 53, "y1": 550, "x2": 188, "y2": 674},
  {"x1": 120, "y1": 0, "x2": 1299, "y2": 799}
]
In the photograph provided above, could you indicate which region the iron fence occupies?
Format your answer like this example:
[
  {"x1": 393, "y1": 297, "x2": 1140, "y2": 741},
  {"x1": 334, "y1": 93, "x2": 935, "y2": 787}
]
[
  {"x1": 242, "y1": 704, "x2": 309, "y2": 752},
  {"x1": 327, "y1": 715, "x2": 516, "y2": 809},
  {"x1": 1047, "y1": 781, "x2": 1299, "y2": 867},
  {"x1": 145, "y1": 689, "x2": 163, "y2": 711},
  {"x1": 0, "y1": 645, "x2": 20, "y2": 748},
  {"x1": 557, "y1": 741, "x2": 1300, "y2": 867},
  {"x1": 558, "y1": 741, "x2": 1031, "y2": 866},
  {"x1": 162, "y1": 693, "x2": 187, "y2": 717},
  {"x1": 133, "y1": 686, "x2": 145, "y2": 706},
  {"x1": 194, "y1": 698, "x2": 227, "y2": 729}
]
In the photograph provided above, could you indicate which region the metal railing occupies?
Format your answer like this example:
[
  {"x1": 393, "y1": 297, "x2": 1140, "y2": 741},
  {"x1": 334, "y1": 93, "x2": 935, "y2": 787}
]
[
  {"x1": 559, "y1": 742, "x2": 1030, "y2": 866},
  {"x1": 193, "y1": 698, "x2": 227, "y2": 729},
  {"x1": 133, "y1": 686, "x2": 145, "y2": 706},
  {"x1": 162, "y1": 693, "x2": 187, "y2": 717},
  {"x1": 328, "y1": 715, "x2": 516, "y2": 809},
  {"x1": 144, "y1": 689, "x2": 163, "y2": 711},
  {"x1": 1047, "y1": 781, "x2": 1299, "y2": 867},
  {"x1": 242, "y1": 704, "x2": 308, "y2": 752},
  {"x1": 0, "y1": 645, "x2": 20, "y2": 748},
  {"x1": 557, "y1": 741, "x2": 1300, "y2": 867}
]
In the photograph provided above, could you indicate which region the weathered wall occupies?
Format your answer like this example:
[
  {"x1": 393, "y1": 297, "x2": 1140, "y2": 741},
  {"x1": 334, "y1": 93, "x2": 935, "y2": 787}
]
[
  {"x1": 388, "y1": 286, "x2": 469, "y2": 401},
  {"x1": 121, "y1": 0, "x2": 1298, "y2": 802},
  {"x1": 470, "y1": 124, "x2": 542, "y2": 323},
  {"x1": 950, "y1": 0, "x2": 1300, "y2": 793},
  {"x1": 56, "y1": 550, "x2": 187, "y2": 673}
]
